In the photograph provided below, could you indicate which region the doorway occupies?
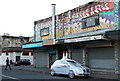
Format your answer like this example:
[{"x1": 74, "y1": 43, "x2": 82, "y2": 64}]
[
  {"x1": 49, "y1": 54, "x2": 56, "y2": 68},
  {"x1": 16, "y1": 56, "x2": 20, "y2": 62}
]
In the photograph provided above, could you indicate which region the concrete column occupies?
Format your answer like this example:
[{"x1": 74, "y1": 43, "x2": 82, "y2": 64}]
[
  {"x1": 33, "y1": 49, "x2": 36, "y2": 68},
  {"x1": 83, "y1": 48, "x2": 89, "y2": 67},
  {"x1": 29, "y1": 52, "x2": 31, "y2": 56},
  {"x1": 21, "y1": 52, "x2": 23, "y2": 57},
  {"x1": 13, "y1": 52, "x2": 16, "y2": 62},
  {"x1": 56, "y1": 50, "x2": 58, "y2": 60},
  {"x1": 114, "y1": 41, "x2": 120, "y2": 80}
]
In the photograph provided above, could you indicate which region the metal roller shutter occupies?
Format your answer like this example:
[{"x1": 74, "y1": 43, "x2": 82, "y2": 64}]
[
  {"x1": 71, "y1": 49, "x2": 83, "y2": 64},
  {"x1": 88, "y1": 47, "x2": 115, "y2": 72},
  {"x1": 36, "y1": 50, "x2": 49, "y2": 68}
]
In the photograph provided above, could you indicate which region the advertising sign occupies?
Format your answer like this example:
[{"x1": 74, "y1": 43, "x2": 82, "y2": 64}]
[
  {"x1": 22, "y1": 42, "x2": 43, "y2": 48},
  {"x1": 64, "y1": 35, "x2": 104, "y2": 43}
]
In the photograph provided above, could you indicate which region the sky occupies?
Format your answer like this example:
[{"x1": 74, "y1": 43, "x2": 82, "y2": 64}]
[{"x1": 0, "y1": 0, "x2": 93, "y2": 37}]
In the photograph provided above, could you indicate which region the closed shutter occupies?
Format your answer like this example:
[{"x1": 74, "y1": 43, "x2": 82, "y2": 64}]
[
  {"x1": 88, "y1": 47, "x2": 115, "y2": 72},
  {"x1": 36, "y1": 50, "x2": 49, "y2": 68},
  {"x1": 72, "y1": 49, "x2": 83, "y2": 64}
]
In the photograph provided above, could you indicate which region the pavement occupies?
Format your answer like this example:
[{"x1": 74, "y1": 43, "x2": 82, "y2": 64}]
[{"x1": 2, "y1": 65, "x2": 50, "y2": 74}]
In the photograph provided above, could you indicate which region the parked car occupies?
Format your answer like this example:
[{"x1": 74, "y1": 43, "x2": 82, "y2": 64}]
[
  {"x1": 50, "y1": 59, "x2": 90, "y2": 79},
  {"x1": 14, "y1": 59, "x2": 31, "y2": 66}
]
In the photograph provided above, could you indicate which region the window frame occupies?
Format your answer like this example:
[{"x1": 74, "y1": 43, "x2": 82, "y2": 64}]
[
  {"x1": 40, "y1": 27, "x2": 49, "y2": 37},
  {"x1": 82, "y1": 15, "x2": 100, "y2": 29}
]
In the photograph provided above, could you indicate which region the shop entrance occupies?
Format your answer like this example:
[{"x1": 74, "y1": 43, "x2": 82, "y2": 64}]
[
  {"x1": 49, "y1": 54, "x2": 56, "y2": 68},
  {"x1": 16, "y1": 56, "x2": 20, "y2": 62}
]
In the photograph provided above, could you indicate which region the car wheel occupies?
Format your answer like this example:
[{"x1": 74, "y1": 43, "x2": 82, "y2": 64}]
[
  {"x1": 50, "y1": 69, "x2": 55, "y2": 76},
  {"x1": 68, "y1": 70, "x2": 75, "y2": 79}
]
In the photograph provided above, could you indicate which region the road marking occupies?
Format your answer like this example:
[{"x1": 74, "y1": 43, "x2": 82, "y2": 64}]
[{"x1": 2, "y1": 75, "x2": 18, "y2": 80}]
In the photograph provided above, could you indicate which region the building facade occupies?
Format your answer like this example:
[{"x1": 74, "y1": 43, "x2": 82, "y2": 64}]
[
  {"x1": 23, "y1": 0, "x2": 120, "y2": 79},
  {"x1": 1, "y1": 35, "x2": 33, "y2": 65}
]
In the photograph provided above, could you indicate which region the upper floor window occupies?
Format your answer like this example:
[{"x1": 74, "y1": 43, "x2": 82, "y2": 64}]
[
  {"x1": 82, "y1": 15, "x2": 100, "y2": 29},
  {"x1": 40, "y1": 28, "x2": 49, "y2": 36}
]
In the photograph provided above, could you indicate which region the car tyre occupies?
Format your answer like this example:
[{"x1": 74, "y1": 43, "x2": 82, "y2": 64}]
[
  {"x1": 50, "y1": 69, "x2": 55, "y2": 76},
  {"x1": 68, "y1": 70, "x2": 75, "y2": 79}
]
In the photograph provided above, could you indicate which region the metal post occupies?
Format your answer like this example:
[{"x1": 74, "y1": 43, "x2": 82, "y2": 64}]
[{"x1": 51, "y1": 4, "x2": 56, "y2": 40}]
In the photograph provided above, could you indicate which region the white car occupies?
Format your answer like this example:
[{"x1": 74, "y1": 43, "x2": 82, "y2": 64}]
[{"x1": 50, "y1": 59, "x2": 90, "y2": 79}]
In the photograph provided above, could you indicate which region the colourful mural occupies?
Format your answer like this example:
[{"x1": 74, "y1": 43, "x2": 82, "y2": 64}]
[
  {"x1": 71, "y1": 8, "x2": 82, "y2": 34},
  {"x1": 56, "y1": 14, "x2": 64, "y2": 38},
  {"x1": 34, "y1": 17, "x2": 52, "y2": 42},
  {"x1": 34, "y1": 1, "x2": 119, "y2": 41},
  {"x1": 56, "y1": 1, "x2": 119, "y2": 39},
  {"x1": 3, "y1": 37, "x2": 29, "y2": 48},
  {"x1": 64, "y1": 11, "x2": 71, "y2": 36},
  {"x1": 114, "y1": 0, "x2": 119, "y2": 30}
]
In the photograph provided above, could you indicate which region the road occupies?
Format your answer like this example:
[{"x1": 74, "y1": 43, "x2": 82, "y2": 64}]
[{"x1": 2, "y1": 68, "x2": 118, "y2": 81}]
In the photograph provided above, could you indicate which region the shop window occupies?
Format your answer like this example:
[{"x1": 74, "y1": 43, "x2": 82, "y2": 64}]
[
  {"x1": 40, "y1": 28, "x2": 49, "y2": 36},
  {"x1": 23, "y1": 52, "x2": 29, "y2": 56},
  {"x1": 82, "y1": 15, "x2": 99, "y2": 29}
]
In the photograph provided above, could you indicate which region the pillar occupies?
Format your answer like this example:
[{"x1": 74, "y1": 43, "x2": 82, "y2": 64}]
[
  {"x1": 83, "y1": 48, "x2": 89, "y2": 67},
  {"x1": 13, "y1": 52, "x2": 16, "y2": 62},
  {"x1": 33, "y1": 49, "x2": 36, "y2": 68},
  {"x1": 114, "y1": 41, "x2": 120, "y2": 80},
  {"x1": 56, "y1": 50, "x2": 58, "y2": 60},
  {"x1": 29, "y1": 52, "x2": 31, "y2": 56}
]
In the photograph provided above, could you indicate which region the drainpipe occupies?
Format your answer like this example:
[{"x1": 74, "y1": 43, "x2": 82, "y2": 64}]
[{"x1": 51, "y1": 4, "x2": 56, "y2": 40}]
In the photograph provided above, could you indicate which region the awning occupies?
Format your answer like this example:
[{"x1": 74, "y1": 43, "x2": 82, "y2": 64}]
[
  {"x1": 106, "y1": 30, "x2": 120, "y2": 40},
  {"x1": 2, "y1": 47, "x2": 33, "y2": 52}
]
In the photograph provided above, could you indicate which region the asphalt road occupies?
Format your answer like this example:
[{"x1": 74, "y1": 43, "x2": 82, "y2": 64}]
[{"x1": 2, "y1": 68, "x2": 119, "y2": 81}]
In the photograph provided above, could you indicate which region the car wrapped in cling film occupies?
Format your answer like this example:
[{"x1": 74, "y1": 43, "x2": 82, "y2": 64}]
[{"x1": 50, "y1": 59, "x2": 90, "y2": 79}]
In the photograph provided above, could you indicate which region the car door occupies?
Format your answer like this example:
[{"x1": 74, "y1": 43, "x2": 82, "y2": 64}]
[
  {"x1": 58, "y1": 61, "x2": 69, "y2": 75},
  {"x1": 53, "y1": 61, "x2": 62, "y2": 74}
]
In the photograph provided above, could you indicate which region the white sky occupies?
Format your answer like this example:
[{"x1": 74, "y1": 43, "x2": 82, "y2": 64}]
[{"x1": 0, "y1": 0, "x2": 93, "y2": 37}]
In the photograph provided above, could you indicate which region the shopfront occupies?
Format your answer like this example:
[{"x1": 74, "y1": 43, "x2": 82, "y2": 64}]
[{"x1": 88, "y1": 46, "x2": 115, "y2": 72}]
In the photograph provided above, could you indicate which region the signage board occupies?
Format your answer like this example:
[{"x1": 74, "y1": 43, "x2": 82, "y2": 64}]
[
  {"x1": 43, "y1": 39, "x2": 54, "y2": 46},
  {"x1": 64, "y1": 35, "x2": 104, "y2": 43},
  {"x1": 22, "y1": 42, "x2": 43, "y2": 48}
]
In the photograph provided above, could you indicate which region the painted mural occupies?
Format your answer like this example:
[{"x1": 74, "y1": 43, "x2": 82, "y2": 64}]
[
  {"x1": 56, "y1": 14, "x2": 64, "y2": 38},
  {"x1": 34, "y1": 17, "x2": 52, "y2": 42},
  {"x1": 64, "y1": 11, "x2": 71, "y2": 36},
  {"x1": 2, "y1": 37, "x2": 28, "y2": 48},
  {"x1": 56, "y1": 1, "x2": 119, "y2": 38},
  {"x1": 71, "y1": 8, "x2": 82, "y2": 34},
  {"x1": 34, "y1": 1, "x2": 119, "y2": 40}
]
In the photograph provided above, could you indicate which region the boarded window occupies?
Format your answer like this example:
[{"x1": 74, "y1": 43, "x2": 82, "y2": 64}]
[
  {"x1": 82, "y1": 15, "x2": 99, "y2": 29},
  {"x1": 40, "y1": 28, "x2": 49, "y2": 36}
]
